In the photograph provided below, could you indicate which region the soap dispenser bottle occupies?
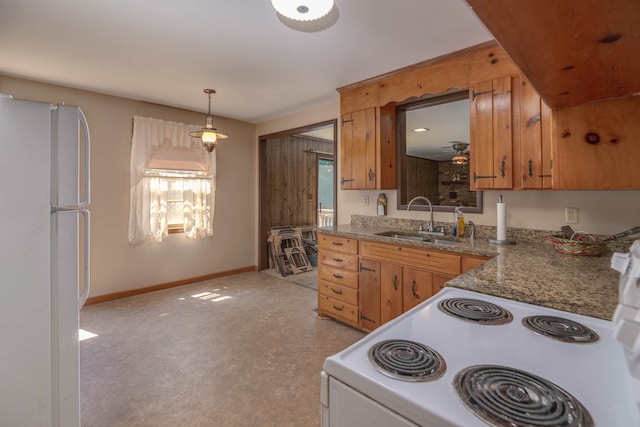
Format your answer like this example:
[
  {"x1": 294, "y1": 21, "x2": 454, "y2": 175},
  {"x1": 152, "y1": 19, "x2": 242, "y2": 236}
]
[
  {"x1": 377, "y1": 193, "x2": 387, "y2": 216},
  {"x1": 454, "y1": 207, "x2": 465, "y2": 238}
]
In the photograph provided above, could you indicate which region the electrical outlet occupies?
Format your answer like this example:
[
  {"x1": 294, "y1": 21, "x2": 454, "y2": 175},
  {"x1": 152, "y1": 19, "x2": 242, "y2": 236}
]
[
  {"x1": 363, "y1": 196, "x2": 369, "y2": 206},
  {"x1": 565, "y1": 207, "x2": 578, "y2": 224}
]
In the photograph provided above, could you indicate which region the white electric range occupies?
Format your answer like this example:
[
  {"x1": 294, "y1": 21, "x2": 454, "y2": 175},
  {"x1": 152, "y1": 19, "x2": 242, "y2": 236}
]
[{"x1": 321, "y1": 242, "x2": 640, "y2": 426}]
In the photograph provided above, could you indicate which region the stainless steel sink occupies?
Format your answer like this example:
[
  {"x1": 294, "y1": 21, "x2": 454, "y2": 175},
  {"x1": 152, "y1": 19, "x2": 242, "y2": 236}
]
[
  {"x1": 374, "y1": 231, "x2": 428, "y2": 241},
  {"x1": 374, "y1": 231, "x2": 460, "y2": 245},
  {"x1": 429, "y1": 238, "x2": 459, "y2": 246}
]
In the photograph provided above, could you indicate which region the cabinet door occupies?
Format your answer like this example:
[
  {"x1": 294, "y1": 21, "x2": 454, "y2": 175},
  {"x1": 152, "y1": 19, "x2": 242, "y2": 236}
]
[
  {"x1": 519, "y1": 78, "x2": 552, "y2": 189},
  {"x1": 380, "y1": 262, "x2": 403, "y2": 325},
  {"x1": 340, "y1": 108, "x2": 376, "y2": 190},
  {"x1": 402, "y1": 268, "x2": 432, "y2": 311},
  {"x1": 432, "y1": 273, "x2": 456, "y2": 296},
  {"x1": 470, "y1": 76, "x2": 514, "y2": 190},
  {"x1": 461, "y1": 255, "x2": 490, "y2": 273},
  {"x1": 359, "y1": 258, "x2": 381, "y2": 331}
]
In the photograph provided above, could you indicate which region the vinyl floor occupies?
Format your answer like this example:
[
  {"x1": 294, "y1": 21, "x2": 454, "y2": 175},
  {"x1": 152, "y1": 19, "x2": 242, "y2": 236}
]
[{"x1": 79, "y1": 270, "x2": 364, "y2": 427}]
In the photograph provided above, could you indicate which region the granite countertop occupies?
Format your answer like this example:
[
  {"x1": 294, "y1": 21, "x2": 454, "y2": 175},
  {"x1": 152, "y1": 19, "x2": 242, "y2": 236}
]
[{"x1": 318, "y1": 224, "x2": 620, "y2": 320}]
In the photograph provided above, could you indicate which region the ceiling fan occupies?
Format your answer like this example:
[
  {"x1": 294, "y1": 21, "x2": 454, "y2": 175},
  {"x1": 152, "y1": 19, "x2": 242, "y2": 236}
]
[{"x1": 439, "y1": 142, "x2": 470, "y2": 164}]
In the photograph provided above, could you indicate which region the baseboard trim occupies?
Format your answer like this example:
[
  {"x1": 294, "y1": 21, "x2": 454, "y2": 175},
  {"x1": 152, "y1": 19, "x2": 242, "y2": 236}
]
[{"x1": 84, "y1": 266, "x2": 258, "y2": 306}]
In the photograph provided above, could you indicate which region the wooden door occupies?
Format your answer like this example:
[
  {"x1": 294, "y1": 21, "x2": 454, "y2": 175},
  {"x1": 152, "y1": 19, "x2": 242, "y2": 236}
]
[
  {"x1": 519, "y1": 78, "x2": 553, "y2": 189},
  {"x1": 340, "y1": 108, "x2": 376, "y2": 190},
  {"x1": 380, "y1": 262, "x2": 403, "y2": 324},
  {"x1": 402, "y1": 268, "x2": 433, "y2": 311},
  {"x1": 470, "y1": 76, "x2": 514, "y2": 190},
  {"x1": 359, "y1": 258, "x2": 381, "y2": 331}
]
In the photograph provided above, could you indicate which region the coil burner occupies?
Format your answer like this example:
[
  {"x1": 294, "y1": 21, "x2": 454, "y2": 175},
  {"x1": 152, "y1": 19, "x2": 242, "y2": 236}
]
[
  {"x1": 438, "y1": 298, "x2": 513, "y2": 325},
  {"x1": 368, "y1": 339, "x2": 446, "y2": 382},
  {"x1": 522, "y1": 315, "x2": 599, "y2": 343},
  {"x1": 454, "y1": 364, "x2": 594, "y2": 427}
]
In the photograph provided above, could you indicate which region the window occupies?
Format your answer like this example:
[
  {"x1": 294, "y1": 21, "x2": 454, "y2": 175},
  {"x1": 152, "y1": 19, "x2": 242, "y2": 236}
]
[
  {"x1": 129, "y1": 116, "x2": 216, "y2": 244},
  {"x1": 167, "y1": 178, "x2": 185, "y2": 233}
]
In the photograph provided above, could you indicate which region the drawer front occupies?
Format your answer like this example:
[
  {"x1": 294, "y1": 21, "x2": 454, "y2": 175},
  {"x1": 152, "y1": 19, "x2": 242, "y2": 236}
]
[
  {"x1": 319, "y1": 294, "x2": 358, "y2": 324},
  {"x1": 319, "y1": 251, "x2": 359, "y2": 271},
  {"x1": 360, "y1": 240, "x2": 461, "y2": 275},
  {"x1": 318, "y1": 233, "x2": 358, "y2": 255},
  {"x1": 318, "y1": 279, "x2": 358, "y2": 306},
  {"x1": 318, "y1": 265, "x2": 358, "y2": 289}
]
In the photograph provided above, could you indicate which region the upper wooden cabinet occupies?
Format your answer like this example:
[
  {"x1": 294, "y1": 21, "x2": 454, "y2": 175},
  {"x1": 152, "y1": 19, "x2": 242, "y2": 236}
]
[
  {"x1": 465, "y1": 0, "x2": 640, "y2": 109},
  {"x1": 340, "y1": 105, "x2": 396, "y2": 190},
  {"x1": 471, "y1": 75, "x2": 555, "y2": 191},
  {"x1": 518, "y1": 78, "x2": 553, "y2": 189},
  {"x1": 470, "y1": 76, "x2": 515, "y2": 190},
  {"x1": 339, "y1": 39, "x2": 640, "y2": 192},
  {"x1": 552, "y1": 96, "x2": 640, "y2": 189}
]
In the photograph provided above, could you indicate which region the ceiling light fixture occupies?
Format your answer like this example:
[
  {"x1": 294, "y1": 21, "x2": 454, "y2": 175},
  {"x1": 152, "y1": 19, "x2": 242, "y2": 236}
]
[
  {"x1": 412, "y1": 127, "x2": 430, "y2": 132},
  {"x1": 451, "y1": 142, "x2": 470, "y2": 165},
  {"x1": 271, "y1": 0, "x2": 334, "y2": 21},
  {"x1": 452, "y1": 153, "x2": 469, "y2": 165},
  {"x1": 190, "y1": 89, "x2": 228, "y2": 152}
]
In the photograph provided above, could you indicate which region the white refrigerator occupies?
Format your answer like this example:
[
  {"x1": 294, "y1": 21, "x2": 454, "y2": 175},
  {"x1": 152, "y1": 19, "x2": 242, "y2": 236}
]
[{"x1": 0, "y1": 94, "x2": 90, "y2": 427}]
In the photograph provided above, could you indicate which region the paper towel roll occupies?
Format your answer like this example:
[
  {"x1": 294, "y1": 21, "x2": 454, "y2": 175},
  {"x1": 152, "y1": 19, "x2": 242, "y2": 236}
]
[{"x1": 497, "y1": 201, "x2": 507, "y2": 241}]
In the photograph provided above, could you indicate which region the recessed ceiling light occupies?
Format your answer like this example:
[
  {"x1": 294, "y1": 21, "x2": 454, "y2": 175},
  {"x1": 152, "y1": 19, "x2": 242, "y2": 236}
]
[{"x1": 412, "y1": 127, "x2": 430, "y2": 132}]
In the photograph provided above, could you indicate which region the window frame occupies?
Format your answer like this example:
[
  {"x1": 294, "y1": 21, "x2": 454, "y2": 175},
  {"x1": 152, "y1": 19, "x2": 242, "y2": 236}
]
[{"x1": 142, "y1": 169, "x2": 212, "y2": 235}]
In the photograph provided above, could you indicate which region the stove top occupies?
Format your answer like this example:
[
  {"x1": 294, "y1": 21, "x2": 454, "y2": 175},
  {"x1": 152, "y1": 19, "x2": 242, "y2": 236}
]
[
  {"x1": 522, "y1": 315, "x2": 599, "y2": 344},
  {"x1": 454, "y1": 364, "x2": 593, "y2": 427},
  {"x1": 323, "y1": 287, "x2": 639, "y2": 426},
  {"x1": 437, "y1": 297, "x2": 513, "y2": 325},
  {"x1": 368, "y1": 339, "x2": 446, "y2": 382}
]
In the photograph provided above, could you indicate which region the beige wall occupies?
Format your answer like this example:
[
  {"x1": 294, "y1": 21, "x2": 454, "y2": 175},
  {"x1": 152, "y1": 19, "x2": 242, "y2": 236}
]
[
  {"x1": 1, "y1": 76, "x2": 258, "y2": 298},
  {"x1": 4, "y1": 74, "x2": 637, "y2": 298},
  {"x1": 260, "y1": 100, "x2": 640, "y2": 237}
]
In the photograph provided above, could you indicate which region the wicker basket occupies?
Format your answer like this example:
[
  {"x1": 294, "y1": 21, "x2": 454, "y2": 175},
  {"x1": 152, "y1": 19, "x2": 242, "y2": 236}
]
[{"x1": 546, "y1": 234, "x2": 608, "y2": 256}]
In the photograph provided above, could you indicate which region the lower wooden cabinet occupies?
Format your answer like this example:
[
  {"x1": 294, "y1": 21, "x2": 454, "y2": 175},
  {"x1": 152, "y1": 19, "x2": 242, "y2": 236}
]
[
  {"x1": 432, "y1": 273, "x2": 457, "y2": 295},
  {"x1": 358, "y1": 258, "x2": 381, "y2": 331},
  {"x1": 318, "y1": 233, "x2": 492, "y2": 331},
  {"x1": 317, "y1": 233, "x2": 359, "y2": 328},
  {"x1": 380, "y1": 263, "x2": 403, "y2": 324},
  {"x1": 402, "y1": 268, "x2": 432, "y2": 311}
]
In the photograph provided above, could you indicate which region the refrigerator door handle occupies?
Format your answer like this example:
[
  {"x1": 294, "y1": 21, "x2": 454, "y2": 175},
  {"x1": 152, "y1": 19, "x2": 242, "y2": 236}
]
[
  {"x1": 54, "y1": 208, "x2": 91, "y2": 308},
  {"x1": 77, "y1": 108, "x2": 91, "y2": 208},
  {"x1": 77, "y1": 208, "x2": 90, "y2": 308}
]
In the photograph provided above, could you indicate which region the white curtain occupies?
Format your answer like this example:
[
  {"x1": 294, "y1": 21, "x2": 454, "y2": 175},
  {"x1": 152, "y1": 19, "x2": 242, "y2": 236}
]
[{"x1": 128, "y1": 116, "x2": 216, "y2": 244}]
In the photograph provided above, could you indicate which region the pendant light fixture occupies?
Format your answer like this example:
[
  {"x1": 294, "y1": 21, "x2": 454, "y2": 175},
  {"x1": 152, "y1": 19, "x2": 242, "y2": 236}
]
[
  {"x1": 190, "y1": 89, "x2": 228, "y2": 152},
  {"x1": 271, "y1": 0, "x2": 334, "y2": 21}
]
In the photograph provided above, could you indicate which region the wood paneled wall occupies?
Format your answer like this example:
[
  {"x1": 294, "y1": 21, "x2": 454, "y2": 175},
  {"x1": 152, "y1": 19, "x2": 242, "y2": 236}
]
[
  {"x1": 405, "y1": 155, "x2": 438, "y2": 202},
  {"x1": 263, "y1": 135, "x2": 333, "y2": 228}
]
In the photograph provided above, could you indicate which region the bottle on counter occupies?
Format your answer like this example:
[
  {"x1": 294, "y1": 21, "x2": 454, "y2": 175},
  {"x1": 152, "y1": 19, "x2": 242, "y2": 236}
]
[
  {"x1": 377, "y1": 193, "x2": 387, "y2": 216},
  {"x1": 454, "y1": 207, "x2": 465, "y2": 238}
]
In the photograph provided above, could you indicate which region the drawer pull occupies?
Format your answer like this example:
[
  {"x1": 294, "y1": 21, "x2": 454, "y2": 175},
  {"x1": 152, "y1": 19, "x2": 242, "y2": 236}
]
[
  {"x1": 331, "y1": 288, "x2": 343, "y2": 295},
  {"x1": 332, "y1": 257, "x2": 343, "y2": 263},
  {"x1": 412, "y1": 280, "x2": 420, "y2": 299},
  {"x1": 332, "y1": 273, "x2": 344, "y2": 279},
  {"x1": 360, "y1": 264, "x2": 376, "y2": 273},
  {"x1": 332, "y1": 242, "x2": 344, "y2": 246},
  {"x1": 333, "y1": 305, "x2": 344, "y2": 312}
]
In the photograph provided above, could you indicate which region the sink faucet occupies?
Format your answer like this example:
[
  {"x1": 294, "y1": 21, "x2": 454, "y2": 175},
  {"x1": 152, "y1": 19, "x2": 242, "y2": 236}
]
[
  {"x1": 407, "y1": 196, "x2": 434, "y2": 232},
  {"x1": 468, "y1": 220, "x2": 475, "y2": 241}
]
